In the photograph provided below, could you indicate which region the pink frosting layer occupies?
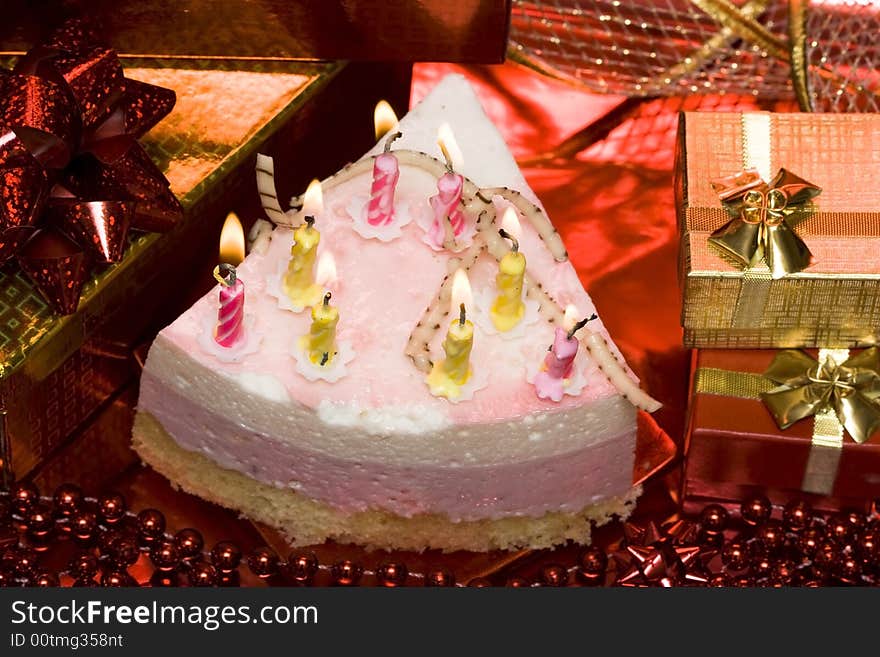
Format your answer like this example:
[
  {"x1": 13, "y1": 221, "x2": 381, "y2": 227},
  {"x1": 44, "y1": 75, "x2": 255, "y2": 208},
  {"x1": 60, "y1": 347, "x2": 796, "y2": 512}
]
[{"x1": 140, "y1": 370, "x2": 636, "y2": 521}]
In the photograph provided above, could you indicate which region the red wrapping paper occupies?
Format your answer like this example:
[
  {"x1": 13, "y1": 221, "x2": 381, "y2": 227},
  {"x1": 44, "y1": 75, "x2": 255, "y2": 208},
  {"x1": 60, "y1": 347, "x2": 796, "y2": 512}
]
[{"x1": 684, "y1": 348, "x2": 880, "y2": 512}]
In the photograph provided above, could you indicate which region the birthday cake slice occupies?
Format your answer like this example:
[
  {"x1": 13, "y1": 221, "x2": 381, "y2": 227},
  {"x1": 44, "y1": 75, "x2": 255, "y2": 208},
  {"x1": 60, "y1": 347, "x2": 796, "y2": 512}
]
[{"x1": 133, "y1": 74, "x2": 660, "y2": 552}]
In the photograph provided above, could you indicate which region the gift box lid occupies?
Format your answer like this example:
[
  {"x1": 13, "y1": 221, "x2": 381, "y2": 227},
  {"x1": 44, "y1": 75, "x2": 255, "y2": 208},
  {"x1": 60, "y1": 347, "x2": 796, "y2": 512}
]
[
  {"x1": 675, "y1": 111, "x2": 880, "y2": 349},
  {"x1": 0, "y1": 0, "x2": 511, "y2": 64}
]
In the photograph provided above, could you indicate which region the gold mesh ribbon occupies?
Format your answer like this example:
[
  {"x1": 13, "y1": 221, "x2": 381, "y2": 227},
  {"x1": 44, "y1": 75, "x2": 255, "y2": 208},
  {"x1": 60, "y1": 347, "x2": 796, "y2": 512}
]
[{"x1": 695, "y1": 348, "x2": 880, "y2": 495}]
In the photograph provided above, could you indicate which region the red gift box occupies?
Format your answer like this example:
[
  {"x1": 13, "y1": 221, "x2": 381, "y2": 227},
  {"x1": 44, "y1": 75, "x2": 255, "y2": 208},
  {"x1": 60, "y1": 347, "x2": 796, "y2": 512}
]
[{"x1": 683, "y1": 348, "x2": 880, "y2": 513}]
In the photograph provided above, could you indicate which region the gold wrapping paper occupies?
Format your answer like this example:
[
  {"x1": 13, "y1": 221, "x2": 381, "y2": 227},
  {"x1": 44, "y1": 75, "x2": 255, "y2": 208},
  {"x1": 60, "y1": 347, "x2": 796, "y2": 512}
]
[{"x1": 676, "y1": 111, "x2": 880, "y2": 349}]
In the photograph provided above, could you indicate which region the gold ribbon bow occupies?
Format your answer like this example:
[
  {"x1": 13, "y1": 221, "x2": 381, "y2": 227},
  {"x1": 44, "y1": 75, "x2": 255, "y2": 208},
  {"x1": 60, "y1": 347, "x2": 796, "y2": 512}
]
[
  {"x1": 761, "y1": 348, "x2": 880, "y2": 444},
  {"x1": 709, "y1": 168, "x2": 821, "y2": 279}
]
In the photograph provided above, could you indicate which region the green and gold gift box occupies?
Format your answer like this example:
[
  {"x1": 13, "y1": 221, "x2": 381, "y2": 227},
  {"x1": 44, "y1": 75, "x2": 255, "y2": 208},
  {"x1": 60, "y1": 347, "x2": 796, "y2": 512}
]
[{"x1": 675, "y1": 111, "x2": 880, "y2": 349}]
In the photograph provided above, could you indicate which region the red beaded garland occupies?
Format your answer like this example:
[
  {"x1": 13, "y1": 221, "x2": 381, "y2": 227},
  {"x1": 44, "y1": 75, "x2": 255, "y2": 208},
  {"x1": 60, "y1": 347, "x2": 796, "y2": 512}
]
[
  {"x1": 505, "y1": 577, "x2": 529, "y2": 587},
  {"x1": 31, "y1": 572, "x2": 60, "y2": 587},
  {"x1": 331, "y1": 560, "x2": 363, "y2": 586},
  {"x1": 721, "y1": 541, "x2": 749, "y2": 571},
  {"x1": 467, "y1": 577, "x2": 492, "y2": 587},
  {"x1": 108, "y1": 536, "x2": 140, "y2": 568},
  {"x1": 782, "y1": 499, "x2": 812, "y2": 532},
  {"x1": 699, "y1": 504, "x2": 729, "y2": 534},
  {"x1": 97, "y1": 492, "x2": 126, "y2": 524},
  {"x1": 11, "y1": 482, "x2": 39, "y2": 515},
  {"x1": 68, "y1": 552, "x2": 99, "y2": 579},
  {"x1": 376, "y1": 562, "x2": 408, "y2": 587},
  {"x1": 539, "y1": 564, "x2": 570, "y2": 587},
  {"x1": 247, "y1": 547, "x2": 280, "y2": 578},
  {"x1": 173, "y1": 528, "x2": 204, "y2": 560},
  {"x1": 102, "y1": 570, "x2": 137, "y2": 587},
  {"x1": 136, "y1": 509, "x2": 166, "y2": 543},
  {"x1": 287, "y1": 552, "x2": 319, "y2": 585},
  {"x1": 425, "y1": 567, "x2": 456, "y2": 587},
  {"x1": 210, "y1": 541, "x2": 242, "y2": 573},
  {"x1": 52, "y1": 484, "x2": 83, "y2": 517},
  {"x1": 188, "y1": 561, "x2": 218, "y2": 587},
  {"x1": 150, "y1": 541, "x2": 180, "y2": 572},
  {"x1": 740, "y1": 494, "x2": 773, "y2": 527},
  {"x1": 25, "y1": 503, "x2": 54, "y2": 538}
]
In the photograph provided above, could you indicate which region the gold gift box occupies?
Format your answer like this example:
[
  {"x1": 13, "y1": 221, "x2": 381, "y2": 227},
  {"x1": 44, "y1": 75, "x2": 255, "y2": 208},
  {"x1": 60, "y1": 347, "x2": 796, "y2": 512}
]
[
  {"x1": 675, "y1": 111, "x2": 880, "y2": 349},
  {"x1": 0, "y1": 58, "x2": 410, "y2": 481}
]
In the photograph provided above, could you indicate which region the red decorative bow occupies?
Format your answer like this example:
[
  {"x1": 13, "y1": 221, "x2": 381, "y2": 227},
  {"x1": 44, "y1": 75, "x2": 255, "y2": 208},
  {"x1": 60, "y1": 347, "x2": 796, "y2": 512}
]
[{"x1": 0, "y1": 20, "x2": 182, "y2": 314}]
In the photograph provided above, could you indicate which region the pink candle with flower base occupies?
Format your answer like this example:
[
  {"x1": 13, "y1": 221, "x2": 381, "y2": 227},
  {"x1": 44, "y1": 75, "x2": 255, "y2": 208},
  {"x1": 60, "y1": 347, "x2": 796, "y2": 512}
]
[
  {"x1": 534, "y1": 314, "x2": 596, "y2": 402},
  {"x1": 428, "y1": 172, "x2": 466, "y2": 248},
  {"x1": 214, "y1": 264, "x2": 245, "y2": 348},
  {"x1": 367, "y1": 151, "x2": 400, "y2": 227}
]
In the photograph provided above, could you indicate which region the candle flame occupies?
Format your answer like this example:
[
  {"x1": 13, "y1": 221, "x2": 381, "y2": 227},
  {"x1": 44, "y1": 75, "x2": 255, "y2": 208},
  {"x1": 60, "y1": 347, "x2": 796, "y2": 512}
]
[
  {"x1": 302, "y1": 178, "x2": 324, "y2": 216},
  {"x1": 316, "y1": 250, "x2": 338, "y2": 288},
  {"x1": 437, "y1": 123, "x2": 464, "y2": 170},
  {"x1": 563, "y1": 304, "x2": 579, "y2": 332},
  {"x1": 374, "y1": 100, "x2": 399, "y2": 141},
  {"x1": 450, "y1": 268, "x2": 472, "y2": 315},
  {"x1": 219, "y1": 212, "x2": 245, "y2": 266},
  {"x1": 500, "y1": 206, "x2": 522, "y2": 242}
]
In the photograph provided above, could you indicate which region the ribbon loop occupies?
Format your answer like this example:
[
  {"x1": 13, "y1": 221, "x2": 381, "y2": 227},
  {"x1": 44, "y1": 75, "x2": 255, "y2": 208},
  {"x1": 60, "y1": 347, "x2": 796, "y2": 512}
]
[
  {"x1": 708, "y1": 168, "x2": 821, "y2": 279},
  {"x1": 760, "y1": 348, "x2": 880, "y2": 443}
]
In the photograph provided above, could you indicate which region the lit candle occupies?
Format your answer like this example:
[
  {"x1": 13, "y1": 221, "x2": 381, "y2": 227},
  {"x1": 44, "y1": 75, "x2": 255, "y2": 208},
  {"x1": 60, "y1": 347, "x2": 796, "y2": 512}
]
[
  {"x1": 282, "y1": 181, "x2": 324, "y2": 309},
  {"x1": 427, "y1": 269, "x2": 475, "y2": 399},
  {"x1": 428, "y1": 124, "x2": 466, "y2": 250},
  {"x1": 213, "y1": 264, "x2": 245, "y2": 348},
  {"x1": 490, "y1": 208, "x2": 526, "y2": 332},
  {"x1": 214, "y1": 212, "x2": 246, "y2": 348},
  {"x1": 306, "y1": 292, "x2": 339, "y2": 366},
  {"x1": 534, "y1": 306, "x2": 597, "y2": 402},
  {"x1": 368, "y1": 101, "x2": 401, "y2": 227}
]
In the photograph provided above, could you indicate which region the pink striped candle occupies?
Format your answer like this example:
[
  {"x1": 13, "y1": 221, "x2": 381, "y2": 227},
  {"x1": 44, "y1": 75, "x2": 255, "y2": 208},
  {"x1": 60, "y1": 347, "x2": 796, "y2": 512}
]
[
  {"x1": 427, "y1": 172, "x2": 466, "y2": 248},
  {"x1": 366, "y1": 152, "x2": 400, "y2": 227},
  {"x1": 213, "y1": 264, "x2": 245, "y2": 348},
  {"x1": 534, "y1": 314, "x2": 595, "y2": 402}
]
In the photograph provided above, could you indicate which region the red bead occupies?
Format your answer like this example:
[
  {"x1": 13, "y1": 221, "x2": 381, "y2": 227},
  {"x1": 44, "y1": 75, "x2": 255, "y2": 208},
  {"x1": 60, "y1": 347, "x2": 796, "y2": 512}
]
[
  {"x1": 109, "y1": 536, "x2": 141, "y2": 568},
  {"x1": 539, "y1": 564, "x2": 570, "y2": 587},
  {"x1": 771, "y1": 559, "x2": 799, "y2": 586},
  {"x1": 331, "y1": 560, "x2": 363, "y2": 586},
  {"x1": 577, "y1": 546, "x2": 608, "y2": 577},
  {"x1": 425, "y1": 567, "x2": 455, "y2": 587},
  {"x1": 810, "y1": 541, "x2": 839, "y2": 580},
  {"x1": 835, "y1": 555, "x2": 862, "y2": 585},
  {"x1": 97, "y1": 528, "x2": 122, "y2": 554},
  {"x1": 25, "y1": 503, "x2": 54, "y2": 538},
  {"x1": 750, "y1": 555, "x2": 773, "y2": 579},
  {"x1": 188, "y1": 561, "x2": 217, "y2": 587},
  {"x1": 721, "y1": 541, "x2": 749, "y2": 571},
  {"x1": 30, "y1": 572, "x2": 59, "y2": 587},
  {"x1": 247, "y1": 547, "x2": 280, "y2": 578},
  {"x1": 825, "y1": 513, "x2": 854, "y2": 545},
  {"x1": 798, "y1": 526, "x2": 825, "y2": 558},
  {"x1": 698, "y1": 529, "x2": 724, "y2": 550},
  {"x1": 855, "y1": 532, "x2": 880, "y2": 566},
  {"x1": 731, "y1": 574, "x2": 755, "y2": 587},
  {"x1": 173, "y1": 528, "x2": 204, "y2": 560},
  {"x1": 376, "y1": 562, "x2": 408, "y2": 587},
  {"x1": 136, "y1": 509, "x2": 166, "y2": 542},
  {"x1": 707, "y1": 573, "x2": 729, "y2": 587},
  {"x1": 754, "y1": 520, "x2": 785, "y2": 554},
  {"x1": 467, "y1": 577, "x2": 492, "y2": 587},
  {"x1": 699, "y1": 504, "x2": 729, "y2": 534},
  {"x1": 505, "y1": 577, "x2": 530, "y2": 587},
  {"x1": 71, "y1": 510, "x2": 97, "y2": 541},
  {"x1": 150, "y1": 541, "x2": 180, "y2": 572},
  {"x1": 97, "y1": 492, "x2": 126, "y2": 524},
  {"x1": 0, "y1": 570, "x2": 16, "y2": 587},
  {"x1": 52, "y1": 484, "x2": 83, "y2": 517},
  {"x1": 69, "y1": 552, "x2": 99, "y2": 578},
  {"x1": 210, "y1": 541, "x2": 241, "y2": 573},
  {"x1": 740, "y1": 494, "x2": 773, "y2": 527},
  {"x1": 149, "y1": 571, "x2": 179, "y2": 587},
  {"x1": 287, "y1": 552, "x2": 318, "y2": 585},
  {"x1": 73, "y1": 577, "x2": 99, "y2": 587},
  {"x1": 102, "y1": 570, "x2": 138, "y2": 587},
  {"x1": 218, "y1": 570, "x2": 240, "y2": 587},
  {"x1": 8, "y1": 547, "x2": 38, "y2": 577},
  {"x1": 11, "y1": 482, "x2": 40, "y2": 515},
  {"x1": 782, "y1": 499, "x2": 812, "y2": 532}
]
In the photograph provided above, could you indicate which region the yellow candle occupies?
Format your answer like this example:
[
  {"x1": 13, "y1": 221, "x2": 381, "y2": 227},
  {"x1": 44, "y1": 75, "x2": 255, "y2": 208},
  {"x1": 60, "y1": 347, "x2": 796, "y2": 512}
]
[
  {"x1": 303, "y1": 292, "x2": 339, "y2": 366},
  {"x1": 282, "y1": 216, "x2": 323, "y2": 308},
  {"x1": 490, "y1": 227, "x2": 526, "y2": 332},
  {"x1": 427, "y1": 304, "x2": 474, "y2": 398}
]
